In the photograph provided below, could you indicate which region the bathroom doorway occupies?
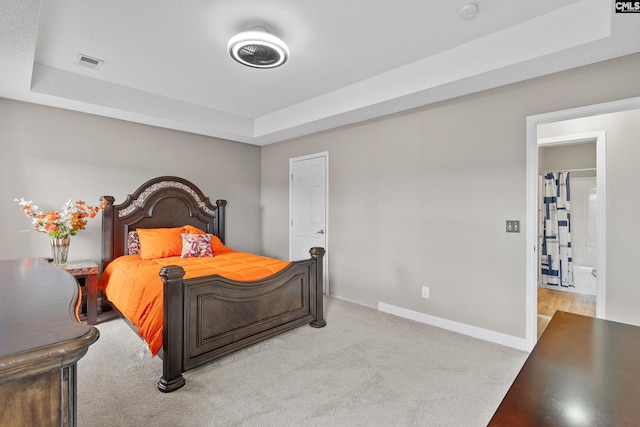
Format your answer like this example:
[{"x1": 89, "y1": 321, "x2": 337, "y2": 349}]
[
  {"x1": 526, "y1": 97, "x2": 640, "y2": 351},
  {"x1": 526, "y1": 114, "x2": 610, "y2": 350},
  {"x1": 536, "y1": 135, "x2": 601, "y2": 337},
  {"x1": 536, "y1": 130, "x2": 606, "y2": 338}
]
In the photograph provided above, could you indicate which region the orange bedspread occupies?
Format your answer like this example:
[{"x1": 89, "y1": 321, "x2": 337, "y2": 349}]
[{"x1": 98, "y1": 251, "x2": 290, "y2": 356}]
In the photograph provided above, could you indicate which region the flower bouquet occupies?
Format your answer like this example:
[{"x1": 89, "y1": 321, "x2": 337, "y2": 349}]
[{"x1": 15, "y1": 198, "x2": 107, "y2": 266}]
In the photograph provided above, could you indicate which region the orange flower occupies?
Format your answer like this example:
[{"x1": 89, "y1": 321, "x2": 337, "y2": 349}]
[{"x1": 15, "y1": 197, "x2": 107, "y2": 239}]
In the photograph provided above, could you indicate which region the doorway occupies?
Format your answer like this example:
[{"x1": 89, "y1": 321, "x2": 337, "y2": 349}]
[
  {"x1": 289, "y1": 152, "x2": 329, "y2": 293},
  {"x1": 536, "y1": 134, "x2": 601, "y2": 338},
  {"x1": 524, "y1": 99, "x2": 640, "y2": 350}
]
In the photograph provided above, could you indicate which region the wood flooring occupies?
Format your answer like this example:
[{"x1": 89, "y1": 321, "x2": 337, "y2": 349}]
[{"x1": 537, "y1": 287, "x2": 596, "y2": 339}]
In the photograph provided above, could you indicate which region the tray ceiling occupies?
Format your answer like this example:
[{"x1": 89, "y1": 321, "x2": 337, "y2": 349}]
[{"x1": 1, "y1": 0, "x2": 639, "y2": 145}]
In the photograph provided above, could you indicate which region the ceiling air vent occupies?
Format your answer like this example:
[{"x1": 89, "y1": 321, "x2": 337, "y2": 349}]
[{"x1": 77, "y1": 54, "x2": 104, "y2": 70}]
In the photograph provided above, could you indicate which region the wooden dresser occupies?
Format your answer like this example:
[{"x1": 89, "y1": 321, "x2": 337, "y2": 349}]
[
  {"x1": 0, "y1": 258, "x2": 99, "y2": 427},
  {"x1": 490, "y1": 311, "x2": 640, "y2": 426}
]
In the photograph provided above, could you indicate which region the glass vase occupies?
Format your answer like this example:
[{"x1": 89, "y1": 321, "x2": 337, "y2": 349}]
[{"x1": 50, "y1": 237, "x2": 70, "y2": 268}]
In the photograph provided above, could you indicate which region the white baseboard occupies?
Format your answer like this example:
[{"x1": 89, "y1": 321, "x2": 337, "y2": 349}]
[{"x1": 378, "y1": 302, "x2": 529, "y2": 352}]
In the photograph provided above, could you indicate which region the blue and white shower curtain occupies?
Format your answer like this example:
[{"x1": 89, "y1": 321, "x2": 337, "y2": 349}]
[{"x1": 541, "y1": 172, "x2": 574, "y2": 288}]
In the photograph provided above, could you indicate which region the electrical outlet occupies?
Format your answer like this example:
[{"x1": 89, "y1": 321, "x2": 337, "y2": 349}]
[
  {"x1": 506, "y1": 220, "x2": 520, "y2": 233},
  {"x1": 422, "y1": 286, "x2": 429, "y2": 299}
]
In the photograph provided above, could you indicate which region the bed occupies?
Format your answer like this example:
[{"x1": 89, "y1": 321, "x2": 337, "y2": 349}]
[{"x1": 100, "y1": 176, "x2": 326, "y2": 392}]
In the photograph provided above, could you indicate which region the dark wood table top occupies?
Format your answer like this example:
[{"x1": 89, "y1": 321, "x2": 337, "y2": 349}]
[
  {"x1": 489, "y1": 311, "x2": 640, "y2": 426},
  {"x1": 0, "y1": 258, "x2": 99, "y2": 373}
]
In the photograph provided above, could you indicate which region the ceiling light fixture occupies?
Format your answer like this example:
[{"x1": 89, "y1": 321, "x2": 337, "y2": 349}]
[{"x1": 228, "y1": 27, "x2": 289, "y2": 69}]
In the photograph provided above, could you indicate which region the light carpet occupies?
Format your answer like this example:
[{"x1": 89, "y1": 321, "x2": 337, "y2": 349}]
[{"x1": 78, "y1": 297, "x2": 527, "y2": 426}]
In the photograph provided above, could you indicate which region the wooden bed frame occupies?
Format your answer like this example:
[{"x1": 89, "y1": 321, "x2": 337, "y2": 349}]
[{"x1": 101, "y1": 176, "x2": 326, "y2": 392}]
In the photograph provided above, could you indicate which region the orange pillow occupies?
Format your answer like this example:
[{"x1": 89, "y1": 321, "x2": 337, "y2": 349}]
[
  {"x1": 181, "y1": 225, "x2": 205, "y2": 235},
  {"x1": 208, "y1": 234, "x2": 233, "y2": 255},
  {"x1": 137, "y1": 228, "x2": 184, "y2": 259}
]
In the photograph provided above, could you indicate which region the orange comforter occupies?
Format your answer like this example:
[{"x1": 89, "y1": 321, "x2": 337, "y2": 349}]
[{"x1": 98, "y1": 251, "x2": 290, "y2": 356}]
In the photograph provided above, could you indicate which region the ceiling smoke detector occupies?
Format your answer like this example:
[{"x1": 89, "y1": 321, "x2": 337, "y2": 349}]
[
  {"x1": 228, "y1": 27, "x2": 289, "y2": 69},
  {"x1": 457, "y1": 2, "x2": 479, "y2": 20}
]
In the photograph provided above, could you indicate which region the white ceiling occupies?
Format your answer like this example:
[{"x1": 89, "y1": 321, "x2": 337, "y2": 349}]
[{"x1": 2, "y1": 0, "x2": 640, "y2": 145}]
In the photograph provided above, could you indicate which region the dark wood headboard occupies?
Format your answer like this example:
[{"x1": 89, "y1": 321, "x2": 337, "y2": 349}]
[{"x1": 101, "y1": 176, "x2": 226, "y2": 269}]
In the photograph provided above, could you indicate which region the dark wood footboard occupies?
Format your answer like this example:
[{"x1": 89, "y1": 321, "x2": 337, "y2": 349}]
[{"x1": 158, "y1": 247, "x2": 325, "y2": 393}]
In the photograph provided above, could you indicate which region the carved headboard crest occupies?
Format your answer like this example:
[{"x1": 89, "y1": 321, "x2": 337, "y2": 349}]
[{"x1": 119, "y1": 180, "x2": 217, "y2": 217}]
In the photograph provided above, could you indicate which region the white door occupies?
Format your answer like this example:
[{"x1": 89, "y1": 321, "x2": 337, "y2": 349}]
[{"x1": 290, "y1": 153, "x2": 328, "y2": 291}]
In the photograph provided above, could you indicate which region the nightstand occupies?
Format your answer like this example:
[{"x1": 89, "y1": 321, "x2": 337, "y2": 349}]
[{"x1": 64, "y1": 260, "x2": 99, "y2": 325}]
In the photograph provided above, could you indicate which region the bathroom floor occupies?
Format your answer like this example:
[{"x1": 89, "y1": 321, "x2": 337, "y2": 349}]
[{"x1": 537, "y1": 287, "x2": 596, "y2": 339}]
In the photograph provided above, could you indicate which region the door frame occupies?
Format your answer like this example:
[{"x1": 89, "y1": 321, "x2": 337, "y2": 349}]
[
  {"x1": 525, "y1": 95, "x2": 640, "y2": 351},
  {"x1": 289, "y1": 151, "x2": 329, "y2": 293}
]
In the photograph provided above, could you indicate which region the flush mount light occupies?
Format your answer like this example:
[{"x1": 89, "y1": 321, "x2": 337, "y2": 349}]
[{"x1": 228, "y1": 28, "x2": 289, "y2": 69}]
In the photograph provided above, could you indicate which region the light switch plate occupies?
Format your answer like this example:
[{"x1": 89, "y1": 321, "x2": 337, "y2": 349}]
[{"x1": 506, "y1": 220, "x2": 520, "y2": 233}]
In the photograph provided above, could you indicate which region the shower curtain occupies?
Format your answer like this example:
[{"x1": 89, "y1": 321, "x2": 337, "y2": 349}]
[{"x1": 541, "y1": 172, "x2": 574, "y2": 287}]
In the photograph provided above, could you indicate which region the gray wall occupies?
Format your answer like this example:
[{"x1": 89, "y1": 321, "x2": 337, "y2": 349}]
[
  {"x1": 538, "y1": 108, "x2": 640, "y2": 326},
  {"x1": 539, "y1": 143, "x2": 597, "y2": 174},
  {"x1": 261, "y1": 53, "x2": 640, "y2": 339},
  {"x1": 1, "y1": 99, "x2": 262, "y2": 262}
]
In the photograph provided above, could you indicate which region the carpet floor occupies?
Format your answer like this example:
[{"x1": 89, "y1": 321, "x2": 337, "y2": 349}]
[{"x1": 77, "y1": 296, "x2": 527, "y2": 426}]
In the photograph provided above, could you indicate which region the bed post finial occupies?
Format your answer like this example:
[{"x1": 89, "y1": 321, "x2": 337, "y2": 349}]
[
  {"x1": 309, "y1": 247, "x2": 325, "y2": 258},
  {"x1": 216, "y1": 200, "x2": 227, "y2": 243},
  {"x1": 101, "y1": 196, "x2": 116, "y2": 270},
  {"x1": 158, "y1": 265, "x2": 186, "y2": 393},
  {"x1": 309, "y1": 247, "x2": 326, "y2": 328}
]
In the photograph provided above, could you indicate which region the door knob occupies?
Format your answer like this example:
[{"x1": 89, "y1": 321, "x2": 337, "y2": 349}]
[{"x1": 315, "y1": 229, "x2": 325, "y2": 234}]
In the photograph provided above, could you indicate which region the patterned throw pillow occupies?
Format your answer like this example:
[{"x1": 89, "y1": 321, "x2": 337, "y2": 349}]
[
  {"x1": 128, "y1": 230, "x2": 140, "y2": 255},
  {"x1": 180, "y1": 233, "x2": 213, "y2": 258}
]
